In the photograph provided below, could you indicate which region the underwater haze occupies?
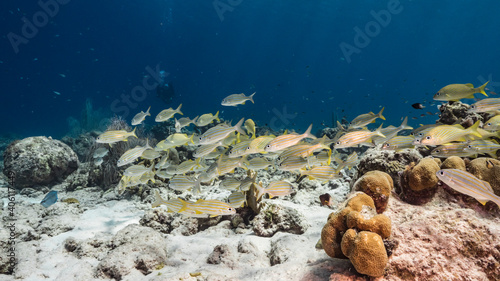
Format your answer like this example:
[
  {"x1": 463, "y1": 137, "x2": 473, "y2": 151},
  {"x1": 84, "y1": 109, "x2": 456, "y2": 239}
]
[{"x1": 2, "y1": 0, "x2": 500, "y2": 138}]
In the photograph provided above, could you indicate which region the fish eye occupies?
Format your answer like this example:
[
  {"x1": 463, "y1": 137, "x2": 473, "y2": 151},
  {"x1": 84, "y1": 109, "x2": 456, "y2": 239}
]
[
  {"x1": 467, "y1": 145, "x2": 472, "y2": 149},
  {"x1": 265, "y1": 144, "x2": 271, "y2": 148},
  {"x1": 434, "y1": 150, "x2": 440, "y2": 153},
  {"x1": 425, "y1": 136, "x2": 431, "y2": 140},
  {"x1": 336, "y1": 141, "x2": 340, "y2": 145},
  {"x1": 471, "y1": 105, "x2": 475, "y2": 109},
  {"x1": 487, "y1": 122, "x2": 491, "y2": 126},
  {"x1": 383, "y1": 143, "x2": 390, "y2": 148},
  {"x1": 246, "y1": 146, "x2": 251, "y2": 150},
  {"x1": 438, "y1": 171, "x2": 444, "y2": 176},
  {"x1": 436, "y1": 92, "x2": 440, "y2": 96}
]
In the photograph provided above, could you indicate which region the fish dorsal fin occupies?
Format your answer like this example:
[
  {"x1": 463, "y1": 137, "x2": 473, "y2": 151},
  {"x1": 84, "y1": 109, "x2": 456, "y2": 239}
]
[
  {"x1": 451, "y1": 124, "x2": 464, "y2": 129},
  {"x1": 465, "y1": 83, "x2": 474, "y2": 88}
]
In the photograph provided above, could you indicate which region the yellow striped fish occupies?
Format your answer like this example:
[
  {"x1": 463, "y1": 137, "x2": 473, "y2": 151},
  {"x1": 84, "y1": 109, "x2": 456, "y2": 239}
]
[
  {"x1": 300, "y1": 166, "x2": 341, "y2": 183},
  {"x1": 193, "y1": 141, "x2": 224, "y2": 158},
  {"x1": 436, "y1": 169, "x2": 500, "y2": 207},
  {"x1": 175, "y1": 116, "x2": 198, "y2": 133},
  {"x1": 348, "y1": 107, "x2": 385, "y2": 129},
  {"x1": 217, "y1": 155, "x2": 247, "y2": 175},
  {"x1": 265, "y1": 124, "x2": 316, "y2": 152},
  {"x1": 199, "y1": 118, "x2": 246, "y2": 145},
  {"x1": 131, "y1": 106, "x2": 151, "y2": 126},
  {"x1": 334, "y1": 125, "x2": 385, "y2": 149},
  {"x1": 336, "y1": 152, "x2": 358, "y2": 170},
  {"x1": 430, "y1": 143, "x2": 472, "y2": 158},
  {"x1": 179, "y1": 199, "x2": 236, "y2": 216},
  {"x1": 142, "y1": 149, "x2": 161, "y2": 160},
  {"x1": 246, "y1": 135, "x2": 275, "y2": 154},
  {"x1": 463, "y1": 139, "x2": 500, "y2": 158},
  {"x1": 381, "y1": 136, "x2": 416, "y2": 151},
  {"x1": 195, "y1": 111, "x2": 220, "y2": 127},
  {"x1": 155, "y1": 104, "x2": 183, "y2": 122},
  {"x1": 277, "y1": 156, "x2": 309, "y2": 171},
  {"x1": 469, "y1": 98, "x2": 500, "y2": 113},
  {"x1": 483, "y1": 115, "x2": 500, "y2": 131},
  {"x1": 152, "y1": 191, "x2": 182, "y2": 212},
  {"x1": 244, "y1": 119, "x2": 256, "y2": 138},
  {"x1": 169, "y1": 175, "x2": 200, "y2": 191},
  {"x1": 221, "y1": 92, "x2": 255, "y2": 106},
  {"x1": 228, "y1": 140, "x2": 252, "y2": 158},
  {"x1": 373, "y1": 116, "x2": 413, "y2": 145},
  {"x1": 123, "y1": 164, "x2": 153, "y2": 177},
  {"x1": 244, "y1": 157, "x2": 273, "y2": 170},
  {"x1": 219, "y1": 177, "x2": 241, "y2": 191},
  {"x1": 228, "y1": 191, "x2": 246, "y2": 208},
  {"x1": 117, "y1": 140, "x2": 152, "y2": 167},
  {"x1": 308, "y1": 150, "x2": 331, "y2": 166},
  {"x1": 97, "y1": 127, "x2": 137, "y2": 145},
  {"x1": 434, "y1": 82, "x2": 488, "y2": 101},
  {"x1": 419, "y1": 121, "x2": 481, "y2": 146},
  {"x1": 264, "y1": 180, "x2": 294, "y2": 198}
]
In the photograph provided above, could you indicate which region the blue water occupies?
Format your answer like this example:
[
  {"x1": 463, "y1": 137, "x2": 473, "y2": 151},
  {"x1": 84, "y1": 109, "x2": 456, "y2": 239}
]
[{"x1": 2, "y1": 0, "x2": 500, "y2": 138}]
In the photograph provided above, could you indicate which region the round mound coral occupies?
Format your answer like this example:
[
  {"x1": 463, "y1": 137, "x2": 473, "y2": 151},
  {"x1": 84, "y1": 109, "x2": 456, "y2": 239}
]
[
  {"x1": 341, "y1": 229, "x2": 388, "y2": 277},
  {"x1": 400, "y1": 157, "x2": 440, "y2": 205},
  {"x1": 353, "y1": 170, "x2": 393, "y2": 213}
]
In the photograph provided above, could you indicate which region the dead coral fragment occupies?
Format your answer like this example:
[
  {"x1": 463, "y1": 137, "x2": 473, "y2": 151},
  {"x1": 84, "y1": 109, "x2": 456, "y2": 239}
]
[{"x1": 341, "y1": 229, "x2": 388, "y2": 277}]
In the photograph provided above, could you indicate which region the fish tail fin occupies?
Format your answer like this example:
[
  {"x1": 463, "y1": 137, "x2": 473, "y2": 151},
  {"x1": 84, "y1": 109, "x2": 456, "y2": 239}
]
[
  {"x1": 400, "y1": 116, "x2": 413, "y2": 130},
  {"x1": 152, "y1": 190, "x2": 164, "y2": 208},
  {"x1": 176, "y1": 104, "x2": 183, "y2": 115},
  {"x1": 130, "y1": 127, "x2": 138, "y2": 139},
  {"x1": 467, "y1": 120, "x2": 482, "y2": 138},
  {"x1": 234, "y1": 118, "x2": 247, "y2": 135},
  {"x1": 146, "y1": 106, "x2": 151, "y2": 116},
  {"x1": 214, "y1": 111, "x2": 220, "y2": 122},
  {"x1": 249, "y1": 92, "x2": 256, "y2": 104},
  {"x1": 477, "y1": 81, "x2": 489, "y2": 97},
  {"x1": 374, "y1": 123, "x2": 386, "y2": 138},
  {"x1": 303, "y1": 124, "x2": 317, "y2": 139},
  {"x1": 177, "y1": 198, "x2": 189, "y2": 213},
  {"x1": 145, "y1": 139, "x2": 152, "y2": 150},
  {"x1": 193, "y1": 116, "x2": 199, "y2": 124},
  {"x1": 336, "y1": 121, "x2": 346, "y2": 131},
  {"x1": 378, "y1": 107, "x2": 386, "y2": 120}
]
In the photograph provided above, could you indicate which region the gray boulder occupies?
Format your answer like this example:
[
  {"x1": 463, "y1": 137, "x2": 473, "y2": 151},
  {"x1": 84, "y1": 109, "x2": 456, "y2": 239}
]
[{"x1": 3, "y1": 137, "x2": 78, "y2": 189}]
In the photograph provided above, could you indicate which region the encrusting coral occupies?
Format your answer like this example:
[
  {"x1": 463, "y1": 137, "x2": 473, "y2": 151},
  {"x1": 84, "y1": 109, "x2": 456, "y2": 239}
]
[
  {"x1": 341, "y1": 229, "x2": 388, "y2": 277},
  {"x1": 440, "y1": 156, "x2": 466, "y2": 170},
  {"x1": 400, "y1": 157, "x2": 440, "y2": 205},
  {"x1": 352, "y1": 170, "x2": 393, "y2": 213}
]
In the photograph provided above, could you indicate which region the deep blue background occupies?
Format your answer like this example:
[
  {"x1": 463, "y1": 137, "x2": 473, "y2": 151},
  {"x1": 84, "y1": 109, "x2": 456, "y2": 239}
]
[{"x1": 1, "y1": 0, "x2": 500, "y2": 138}]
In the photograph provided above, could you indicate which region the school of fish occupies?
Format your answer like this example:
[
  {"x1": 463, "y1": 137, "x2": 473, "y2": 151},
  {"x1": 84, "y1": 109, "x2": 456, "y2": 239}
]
[{"x1": 94, "y1": 84, "x2": 500, "y2": 216}]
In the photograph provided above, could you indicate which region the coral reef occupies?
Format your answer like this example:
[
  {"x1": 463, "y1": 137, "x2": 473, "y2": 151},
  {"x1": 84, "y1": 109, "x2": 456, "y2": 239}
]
[
  {"x1": 321, "y1": 192, "x2": 376, "y2": 259},
  {"x1": 341, "y1": 229, "x2": 388, "y2": 277},
  {"x1": 353, "y1": 148, "x2": 422, "y2": 193},
  {"x1": 352, "y1": 170, "x2": 393, "y2": 213},
  {"x1": 399, "y1": 157, "x2": 440, "y2": 205},
  {"x1": 252, "y1": 200, "x2": 310, "y2": 237},
  {"x1": 467, "y1": 158, "x2": 500, "y2": 196},
  {"x1": 384, "y1": 192, "x2": 500, "y2": 280},
  {"x1": 345, "y1": 209, "x2": 391, "y2": 239},
  {"x1": 440, "y1": 155, "x2": 466, "y2": 170},
  {"x1": 436, "y1": 101, "x2": 486, "y2": 126},
  {"x1": 3, "y1": 136, "x2": 78, "y2": 190},
  {"x1": 61, "y1": 131, "x2": 98, "y2": 162}
]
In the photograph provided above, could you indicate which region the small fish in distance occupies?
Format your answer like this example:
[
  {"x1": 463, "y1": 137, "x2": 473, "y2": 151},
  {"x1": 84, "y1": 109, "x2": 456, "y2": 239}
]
[
  {"x1": 41, "y1": 190, "x2": 58, "y2": 208},
  {"x1": 411, "y1": 103, "x2": 425, "y2": 109}
]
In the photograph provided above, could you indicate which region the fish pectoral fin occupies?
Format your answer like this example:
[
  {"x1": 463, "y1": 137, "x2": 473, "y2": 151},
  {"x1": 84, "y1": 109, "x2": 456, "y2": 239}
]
[{"x1": 477, "y1": 199, "x2": 488, "y2": 205}]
